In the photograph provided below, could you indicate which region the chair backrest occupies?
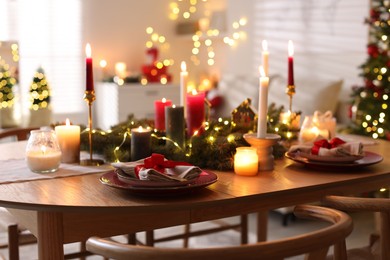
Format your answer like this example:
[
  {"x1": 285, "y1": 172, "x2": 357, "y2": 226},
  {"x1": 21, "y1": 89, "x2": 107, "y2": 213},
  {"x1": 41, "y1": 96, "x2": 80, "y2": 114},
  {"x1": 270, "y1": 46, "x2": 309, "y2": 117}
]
[
  {"x1": 86, "y1": 205, "x2": 352, "y2": 260},
  {"x1": 323, "y1": 195, "x2": 390, "y2": 260},
  {"x1": 0, "y1": 127, "x2": 39, "y2": 141}
]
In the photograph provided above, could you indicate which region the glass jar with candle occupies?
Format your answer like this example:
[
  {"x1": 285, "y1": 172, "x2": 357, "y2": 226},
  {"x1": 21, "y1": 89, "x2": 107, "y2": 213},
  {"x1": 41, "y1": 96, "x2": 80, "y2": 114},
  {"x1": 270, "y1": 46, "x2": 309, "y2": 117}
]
[
  {"x1": 26, "y1": 129, "x2": 62, "y2": 173},
  {"x1": 234, "y1": 147, "x2": 259, "y2": 176}
]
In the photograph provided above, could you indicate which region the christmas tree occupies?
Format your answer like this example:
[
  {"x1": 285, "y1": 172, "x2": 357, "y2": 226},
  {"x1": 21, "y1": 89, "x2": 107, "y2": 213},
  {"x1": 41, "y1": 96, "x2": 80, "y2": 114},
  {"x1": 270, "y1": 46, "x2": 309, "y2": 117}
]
[
  {"x1": 0, "y1": 60, "x2": 16, "y2": 109},
  {"x1": 29, "y1": 67, "x2": 51, "y2": 111},
  {"x1": 349, "y1": 0, "x2": 390, "y2": 140}
]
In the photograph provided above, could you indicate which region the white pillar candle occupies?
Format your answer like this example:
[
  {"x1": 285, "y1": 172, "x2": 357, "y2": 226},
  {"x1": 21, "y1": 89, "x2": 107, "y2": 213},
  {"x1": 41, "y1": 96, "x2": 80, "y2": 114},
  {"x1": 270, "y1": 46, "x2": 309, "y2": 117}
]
[
  {"x1": 180, "y1": 61, "x2": 188, "y2": 116},
  {"x1": 26, "y1": 145, "x2": 62, "y2": 173},
  {"x1": 234, "y1": 147, "x2": 259, "y2": 176},
  {"x1": 257, "y1": 66, "x2": 269, "y2": 138},
  {"x1": 55, "y1": 119, "x2": 81, "y2": 163}
]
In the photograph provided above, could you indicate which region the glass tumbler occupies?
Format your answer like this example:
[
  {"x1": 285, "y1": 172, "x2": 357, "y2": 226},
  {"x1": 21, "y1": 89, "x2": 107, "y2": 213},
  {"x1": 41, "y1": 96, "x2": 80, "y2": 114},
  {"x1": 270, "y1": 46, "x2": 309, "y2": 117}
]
[{"x1": 26, "y1": 129, "x2": 62, "y2": 173}]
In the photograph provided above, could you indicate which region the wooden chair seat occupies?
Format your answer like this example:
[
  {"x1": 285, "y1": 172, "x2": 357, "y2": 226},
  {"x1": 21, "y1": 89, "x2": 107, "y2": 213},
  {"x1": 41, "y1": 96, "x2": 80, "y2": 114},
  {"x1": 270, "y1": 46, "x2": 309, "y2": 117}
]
[
  {"x1": 323, "y1": 195, "x2": 390, "y2": 260},
  {"x1": 86, "y1": 205, "x2": 353, "y2": 260}
]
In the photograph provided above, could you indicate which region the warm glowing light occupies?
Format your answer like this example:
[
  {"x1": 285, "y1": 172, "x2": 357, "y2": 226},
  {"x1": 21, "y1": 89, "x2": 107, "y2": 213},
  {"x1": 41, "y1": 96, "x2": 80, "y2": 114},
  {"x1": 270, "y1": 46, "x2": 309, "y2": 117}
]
[
  {"x1": 288, "y1": 40, "x2": 294, "y2": 57},
  {"x1": 181, "y1": 61, "x2": 187, "y2": 72},
  {"x1": 66, "y1": 118, "x2": 71, "y2": 126},
  {"x1": 239, "y1": 17, "x2": 247, "y2": 26},
  {"x1": 85, "y1": 43, "x2": 91, "y2": 57},
  {"x1": 259, "y1": 65, "x2": 266, "y2": 77},
  {"x1": 146, "y1": 27, "x2": 153, "y2": 34},
  {"x1": 365, "y1": 115, "x2": 372, "y2": 121},
  {"x1": 99, "y1": 59, "x2": 107, "y2": 68},
  {"x1": 262, "y1": 40, "x2": 268, "y2": 52}
]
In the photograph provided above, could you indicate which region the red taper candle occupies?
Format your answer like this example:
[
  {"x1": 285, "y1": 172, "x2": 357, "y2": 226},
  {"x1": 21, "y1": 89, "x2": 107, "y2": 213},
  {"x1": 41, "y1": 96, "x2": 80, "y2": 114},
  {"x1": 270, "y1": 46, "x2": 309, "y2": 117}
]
[
  {"x1": 287, "y1": 40, "x2": 294, "y2": 86},
  {"x1": 85, "y1": 43, "x2": 94, "y2": 91}
]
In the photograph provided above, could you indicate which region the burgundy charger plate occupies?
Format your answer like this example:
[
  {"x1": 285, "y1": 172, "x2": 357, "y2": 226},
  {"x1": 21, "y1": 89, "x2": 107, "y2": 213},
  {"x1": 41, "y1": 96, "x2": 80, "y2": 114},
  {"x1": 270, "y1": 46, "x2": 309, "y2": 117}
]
[
  {"x1": 285, "y1": 151, "x2": 383, "y2": 171},
  {"x1": 99, "y1": 170, "x2": 218, "y2": 196}
]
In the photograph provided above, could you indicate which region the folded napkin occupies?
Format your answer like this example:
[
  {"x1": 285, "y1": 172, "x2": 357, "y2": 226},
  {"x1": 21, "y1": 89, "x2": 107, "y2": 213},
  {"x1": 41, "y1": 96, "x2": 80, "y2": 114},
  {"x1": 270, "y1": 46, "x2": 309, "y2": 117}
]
[
  {"x1": 112, "y1": 154, "x2": 202, "y2": 182},
  {"x1": 289, "y1": 137, "x2": 364, "y2": 157}
]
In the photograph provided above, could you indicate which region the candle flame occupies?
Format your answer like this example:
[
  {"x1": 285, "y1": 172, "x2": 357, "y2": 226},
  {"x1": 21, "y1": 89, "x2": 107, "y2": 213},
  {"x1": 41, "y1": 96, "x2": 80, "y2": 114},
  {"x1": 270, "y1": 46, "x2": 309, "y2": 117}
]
[
  {"x1": 41, "y1": 145, "x2": 47, "y2": 155},
  {"x1": 259, "y1": 65, "x2": 266, "y2": 77},
  {"x1": 191, "y1": 89, "x2": 198, "y2": 95},
  {"x1": 262, "y1": 40, "x2": 268, "y2": 51},
  {"x1": 138, "y1": 126, "x2": 143, "y2": 132},
  {"x1": 86, "y1": 43, "x2": 92, "y2": 58},
  {"x1": 288, "y1": 40, "x2": 294, "y2": 57},
  {"x1": 162, "y1": 98, "x2": 167, "y2": 103},
  {"x1": 172, "y1": 104, "x2": 176, "y2": 108},
  {"x1": 181, "y1": 61, "x2": 187, "y2": 72},
  {"x1": 66, "y1": 118, "x2": 71, "y2": 126}
]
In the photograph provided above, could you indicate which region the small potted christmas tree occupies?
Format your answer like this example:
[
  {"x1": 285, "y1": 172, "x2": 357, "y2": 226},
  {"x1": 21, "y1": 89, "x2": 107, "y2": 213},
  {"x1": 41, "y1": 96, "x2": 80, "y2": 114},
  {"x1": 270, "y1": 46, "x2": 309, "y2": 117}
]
[
  {"x1": 28, "y1": 67, "x2": 52, "y2": 127},
  {"x1": 0, "y1": 59, "x2": 18, "y2": 128}
]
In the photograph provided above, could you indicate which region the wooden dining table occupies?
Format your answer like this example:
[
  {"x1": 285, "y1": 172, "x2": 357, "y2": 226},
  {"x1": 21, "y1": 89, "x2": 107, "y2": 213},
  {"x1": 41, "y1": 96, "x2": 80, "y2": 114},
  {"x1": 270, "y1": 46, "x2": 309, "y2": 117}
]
[{"x1": 0, "y1": 135, "x2": 389, "y2": 259}]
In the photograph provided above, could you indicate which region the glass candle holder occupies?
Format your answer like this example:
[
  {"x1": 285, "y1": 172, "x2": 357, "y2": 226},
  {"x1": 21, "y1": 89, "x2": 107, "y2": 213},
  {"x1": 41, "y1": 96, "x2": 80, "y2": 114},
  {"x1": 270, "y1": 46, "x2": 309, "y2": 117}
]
[{"x1": 26, "y1": 129, "x2": 62, "y2": 173}]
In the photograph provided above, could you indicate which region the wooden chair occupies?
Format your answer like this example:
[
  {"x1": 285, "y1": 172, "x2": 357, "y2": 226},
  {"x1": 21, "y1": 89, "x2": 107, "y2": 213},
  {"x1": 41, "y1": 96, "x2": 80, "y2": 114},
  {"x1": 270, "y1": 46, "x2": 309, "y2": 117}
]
[
  {"x1": 0, "y1": 127, "x2": 91, "y2": 260},
  {"x1": 323, "y1": 195, "x2": 390, "y2": 260},
  {"x1": 143, "y1": 215, "x2": 248, "y2": 247},
  {"x1": 86, "y1": 205, "x2": 353, "y2": 260}
]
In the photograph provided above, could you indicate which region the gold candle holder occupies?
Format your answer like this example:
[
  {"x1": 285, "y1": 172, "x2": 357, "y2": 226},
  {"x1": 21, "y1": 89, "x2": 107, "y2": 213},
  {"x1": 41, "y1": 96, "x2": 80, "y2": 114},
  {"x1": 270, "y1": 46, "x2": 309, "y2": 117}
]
[
  {"x1": 285, "y1": 84, "x2": 295, "y2": 112},
  {"x1": 80, "y1": 90, "x2": 104, "y2": 166}
]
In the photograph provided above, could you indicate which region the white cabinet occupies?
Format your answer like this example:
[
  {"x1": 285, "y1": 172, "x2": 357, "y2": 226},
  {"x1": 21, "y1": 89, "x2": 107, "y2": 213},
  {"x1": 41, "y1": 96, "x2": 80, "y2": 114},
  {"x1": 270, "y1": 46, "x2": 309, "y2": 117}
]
[{"x1": 94, "y1": 83, "x2": 180, "y2": 130}]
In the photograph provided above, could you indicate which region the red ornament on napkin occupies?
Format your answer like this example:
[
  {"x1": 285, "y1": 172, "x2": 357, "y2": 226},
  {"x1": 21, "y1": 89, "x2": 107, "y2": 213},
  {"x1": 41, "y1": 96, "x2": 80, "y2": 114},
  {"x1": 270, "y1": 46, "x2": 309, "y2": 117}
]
[
  {"x1": 311, "y1": 138, "x2": 346, "y2": 155},
  {"x1": 134, "y1": 153, "x2": 189, "y2": 178}
]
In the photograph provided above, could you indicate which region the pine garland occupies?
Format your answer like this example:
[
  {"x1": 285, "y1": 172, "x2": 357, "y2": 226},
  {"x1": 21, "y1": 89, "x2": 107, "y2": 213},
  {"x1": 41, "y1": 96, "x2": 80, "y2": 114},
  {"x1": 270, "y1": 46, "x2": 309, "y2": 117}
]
[{"x1": 79, "y1": 113, "x2": 287, "y2": 171}]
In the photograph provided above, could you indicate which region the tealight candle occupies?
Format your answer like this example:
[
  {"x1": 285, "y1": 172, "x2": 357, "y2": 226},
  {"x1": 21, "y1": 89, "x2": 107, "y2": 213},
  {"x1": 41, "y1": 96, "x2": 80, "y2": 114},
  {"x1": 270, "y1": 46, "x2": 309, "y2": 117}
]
[
  {"x1": 234, "y1": 147, "x2": 259, "y2": 176},
  {"x1": 131, "y1": 126, "x2": 152, "y2": 161},
  {"x1": 55, "y1": 118, "x2": 81, "y2": 163}
]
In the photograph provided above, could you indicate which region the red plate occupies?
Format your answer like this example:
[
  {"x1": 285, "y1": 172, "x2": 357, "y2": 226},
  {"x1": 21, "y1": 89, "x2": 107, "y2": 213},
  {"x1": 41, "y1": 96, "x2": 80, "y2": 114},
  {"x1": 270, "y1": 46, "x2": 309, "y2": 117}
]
[{"x1": 99, "y1": 170, "x2": 218, "y2": 196}]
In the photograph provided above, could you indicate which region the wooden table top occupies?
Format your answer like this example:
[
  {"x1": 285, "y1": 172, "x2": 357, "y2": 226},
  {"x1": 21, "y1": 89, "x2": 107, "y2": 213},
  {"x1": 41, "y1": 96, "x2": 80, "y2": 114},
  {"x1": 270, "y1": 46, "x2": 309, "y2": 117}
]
[{"x1": 0, "y1": 135, "x2": 388, "y2": 216}]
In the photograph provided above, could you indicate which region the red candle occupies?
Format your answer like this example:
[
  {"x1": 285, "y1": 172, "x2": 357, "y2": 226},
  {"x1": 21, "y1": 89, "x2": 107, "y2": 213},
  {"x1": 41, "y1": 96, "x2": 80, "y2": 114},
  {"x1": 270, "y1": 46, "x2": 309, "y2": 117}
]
[
  {"x1": 186, "y1": 90, "x2": 205, "y2": 136},
  {"x1": 85, "y1": 43, "x2": 94, "y2": 91},
  {"x1": 154, "y1": 98, "x2": 172, "y2": 131},
  {"x1": 288, "y1": 40, "x2": 294, "y2": 86}
]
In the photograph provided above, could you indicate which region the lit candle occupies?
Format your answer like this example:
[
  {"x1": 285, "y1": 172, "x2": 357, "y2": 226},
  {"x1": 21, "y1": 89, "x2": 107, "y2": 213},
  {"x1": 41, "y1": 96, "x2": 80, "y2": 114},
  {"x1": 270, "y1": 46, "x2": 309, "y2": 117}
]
[
  {"x1": 26, "y1": 145, "x2": 62, "y2": 173},
  {"x1": 299, "y1": 126, "x2": 329, "y2": 143},
  {"x1": 186, "y1": 90, "x2": 205, "y2": 137},
  {"x1": 154, "y1": 98, "x2": 172, "y2": 131},
  {"x1": 55, "y1": 119, "x2": 81, "y2": 163},
  {"x1": 262, "y1": 40, "x2": 269, "y2": 76},
  {"x1": 234, "y1": 147, "x2": 258, "y2": 176},
  {"x1": 165, "y1": 105, "x2": 185, "y2": 148},
  {"x1": 288, "y1": 40, "x2": 294, "y2": 86},
  {"x1": 131, "y1": 126, "x2": 152, "y2": 161},
  {"x1": 180, "y1": 61, "x2": 188, "y2": 115},
  {"x1": 257, "y1": 66, "x2": 269, "y2": 138},
  {"x1": 115, "y1": 62, "x2": 127, "y2": 79},
  {"x1": 279, "y1": 111, "x2": 301, "y2": 130},
  {"x1": 85, "y1": 43, "x2": 94, "y2": 91}
]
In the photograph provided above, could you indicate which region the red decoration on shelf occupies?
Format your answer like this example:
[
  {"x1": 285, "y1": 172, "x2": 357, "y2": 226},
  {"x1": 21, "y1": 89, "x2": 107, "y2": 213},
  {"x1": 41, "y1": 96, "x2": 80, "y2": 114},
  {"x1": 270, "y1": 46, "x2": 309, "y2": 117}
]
[{"x1": 141, "y1": 47, "x2": 172, "y2": 83}]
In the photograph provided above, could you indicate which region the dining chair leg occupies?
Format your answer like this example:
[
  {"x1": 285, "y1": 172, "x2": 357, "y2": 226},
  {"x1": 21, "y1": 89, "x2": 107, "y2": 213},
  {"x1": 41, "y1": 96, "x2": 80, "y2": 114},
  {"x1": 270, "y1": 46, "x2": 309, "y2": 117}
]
[
  {"x1": 240, "y1": 214, "x2": 248, "y2": 244},
  {"x1": 127, "y1": 233, "x2": 137, "y2": 245},
  {"x1": 8, "y1": 224, "x2": 19, "y2": 260},
  {"x1": 145, "y1": 230, "x2": 154, "y2": 246},
  {"x1": 380, "y1": 212, "x2": 390, "y2": 260},
  {"x1": 183, "y1": 224, "x2": 190, "y2": 248},
  {"x1": 257, "y1": 210, "x2": 268, "y2": 242}
]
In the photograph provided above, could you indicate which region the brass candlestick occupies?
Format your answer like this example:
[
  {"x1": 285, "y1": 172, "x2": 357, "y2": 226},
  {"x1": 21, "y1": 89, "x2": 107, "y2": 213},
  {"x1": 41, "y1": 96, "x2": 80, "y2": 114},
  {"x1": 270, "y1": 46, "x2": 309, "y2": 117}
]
[
  {"x1": 285, "y1": 84, "x2": 295, "y2": 112},
  {"x1": 80, "y1": 90, "x2": 104, "y2": 166}
]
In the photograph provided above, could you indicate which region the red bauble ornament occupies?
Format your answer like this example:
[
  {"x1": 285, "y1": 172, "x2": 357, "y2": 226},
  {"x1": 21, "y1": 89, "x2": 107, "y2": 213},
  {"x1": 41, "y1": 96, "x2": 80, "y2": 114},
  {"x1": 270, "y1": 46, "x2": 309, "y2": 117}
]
[{"x1": 367, "y1": 44, "x2": 379, "y2": 57}]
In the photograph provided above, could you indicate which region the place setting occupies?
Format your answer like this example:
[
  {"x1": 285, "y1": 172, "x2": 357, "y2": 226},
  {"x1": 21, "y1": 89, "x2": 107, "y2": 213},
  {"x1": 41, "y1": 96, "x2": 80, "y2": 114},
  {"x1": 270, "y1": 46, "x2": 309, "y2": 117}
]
[{"x1": 100, "y1": 153, "x2": 218, "y2": 196}]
